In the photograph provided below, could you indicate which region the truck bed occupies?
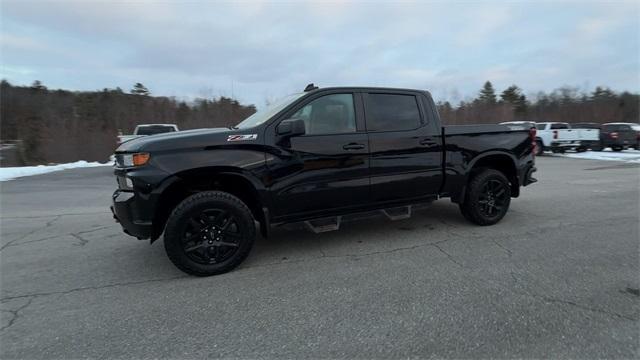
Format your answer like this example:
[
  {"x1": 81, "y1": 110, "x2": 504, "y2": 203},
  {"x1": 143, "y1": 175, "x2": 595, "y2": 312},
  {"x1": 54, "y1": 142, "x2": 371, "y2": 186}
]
[{"x1": 441, "y1": 124, "x2": 534, "y2": 201}]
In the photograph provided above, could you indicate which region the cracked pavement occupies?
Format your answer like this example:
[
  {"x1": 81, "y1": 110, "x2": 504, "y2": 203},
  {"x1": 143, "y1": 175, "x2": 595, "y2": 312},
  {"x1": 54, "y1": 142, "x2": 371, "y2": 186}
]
[{"x1": 0, "y1": 157, "x2": 638, "y2": 359}]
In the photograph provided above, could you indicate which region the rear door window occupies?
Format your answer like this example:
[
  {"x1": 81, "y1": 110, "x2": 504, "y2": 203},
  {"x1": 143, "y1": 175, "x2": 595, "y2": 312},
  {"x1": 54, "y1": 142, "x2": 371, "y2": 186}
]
[
  {"x1": 365, "y1": 93, "x2": 421, "y2": 132},
  {"x1": 536, "y1": 124, "x2": 546, "y2": 130},
  {"x1": 550, "y1": 123, "x2": 569, "y2": 130}
]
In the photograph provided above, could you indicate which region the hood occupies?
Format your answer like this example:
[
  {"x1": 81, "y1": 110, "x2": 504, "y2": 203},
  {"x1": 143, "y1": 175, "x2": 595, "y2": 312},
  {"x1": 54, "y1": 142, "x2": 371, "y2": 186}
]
[{"x1": 115, "y1": 127, "x2": 258, "y2": 153}]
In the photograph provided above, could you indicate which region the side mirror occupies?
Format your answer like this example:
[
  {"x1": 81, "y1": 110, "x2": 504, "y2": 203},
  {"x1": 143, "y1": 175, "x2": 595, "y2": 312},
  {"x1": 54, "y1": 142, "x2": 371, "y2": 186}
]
[{"x1": 277, "y1": 118, "x2": 306, "y2": 137}]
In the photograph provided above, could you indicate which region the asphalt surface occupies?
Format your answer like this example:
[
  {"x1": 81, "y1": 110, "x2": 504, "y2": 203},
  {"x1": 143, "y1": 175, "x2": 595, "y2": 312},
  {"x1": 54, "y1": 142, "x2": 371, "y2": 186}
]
[{"x1": 1, "y1": 157, "x2": 638, "y2": 359}]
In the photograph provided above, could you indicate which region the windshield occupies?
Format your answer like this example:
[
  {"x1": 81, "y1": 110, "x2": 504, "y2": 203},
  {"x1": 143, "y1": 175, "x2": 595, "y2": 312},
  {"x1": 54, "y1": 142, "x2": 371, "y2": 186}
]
[
  {"x1": 236, "y1": 93, "x2": 305, "y2": 128},
  {"x1": 136, "y1": 125, "x2": 176, "y2": 135}
]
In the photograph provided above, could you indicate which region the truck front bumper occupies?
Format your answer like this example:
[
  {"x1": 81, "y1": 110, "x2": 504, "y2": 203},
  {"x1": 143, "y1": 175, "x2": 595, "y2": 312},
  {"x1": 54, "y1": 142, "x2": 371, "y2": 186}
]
[{"x1": 111, "y1": 190, "x2": 153, "y2": 240}]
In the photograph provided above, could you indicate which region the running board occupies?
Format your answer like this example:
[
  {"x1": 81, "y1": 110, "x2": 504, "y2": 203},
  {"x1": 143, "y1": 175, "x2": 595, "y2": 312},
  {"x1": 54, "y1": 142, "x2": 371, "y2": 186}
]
[
  {"x1": 381, "y1": 205, "x2": 412, "y2": 221},
  {"x1": 305, "y1": 216, "x2": 342, "y2": 233},
  {"x1": 303, "y1": 205, "x2": 414, "y2": 233}
]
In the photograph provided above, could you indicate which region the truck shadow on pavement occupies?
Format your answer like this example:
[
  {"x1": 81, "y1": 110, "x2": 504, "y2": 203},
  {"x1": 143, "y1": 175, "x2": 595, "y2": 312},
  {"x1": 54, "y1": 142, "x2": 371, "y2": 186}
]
[{"x1": 238, "y1": 201, "x2": 480, "y2": 271}]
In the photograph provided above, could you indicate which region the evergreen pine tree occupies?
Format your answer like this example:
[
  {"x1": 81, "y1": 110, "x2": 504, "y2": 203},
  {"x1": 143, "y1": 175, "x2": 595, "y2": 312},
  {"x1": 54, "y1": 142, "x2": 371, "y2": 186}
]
[
  {"x1": 30, "y1": 80, "x2": 47, "y2": 91},
  {"x1": 591, "y1": 86, "x2": 616, "y2": 100},
  {"x1": 500, "y1": 85, "x2": 528, "y2": 114},
  {"x1": 478, "y1": 81, "x2": 497, "y2": 105},
  {"x1": 130, "y1": 82, "x2": 150, "y2": 96}
]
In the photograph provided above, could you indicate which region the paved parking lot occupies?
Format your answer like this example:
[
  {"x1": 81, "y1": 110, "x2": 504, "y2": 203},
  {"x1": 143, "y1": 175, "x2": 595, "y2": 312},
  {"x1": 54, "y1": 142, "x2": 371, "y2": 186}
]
[{"x1": 1, "y1": 156, "x2": 638, "y2": 359}]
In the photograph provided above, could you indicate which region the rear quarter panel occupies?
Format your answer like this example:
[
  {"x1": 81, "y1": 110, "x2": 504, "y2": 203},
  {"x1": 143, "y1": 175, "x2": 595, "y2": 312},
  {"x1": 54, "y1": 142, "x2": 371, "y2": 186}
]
[{"x1": 441, "y1": 125, "x2": 533, "y2": 201}]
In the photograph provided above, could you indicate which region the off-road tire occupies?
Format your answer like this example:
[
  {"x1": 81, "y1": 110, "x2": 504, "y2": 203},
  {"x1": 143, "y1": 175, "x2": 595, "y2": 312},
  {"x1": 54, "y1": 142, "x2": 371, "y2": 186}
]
[
  {"x1": 459, "y1": 169, "x2": 511, "y2": 226},
  {"x1": 164, "y1": 191, "x2": 256, "y2": 276}
]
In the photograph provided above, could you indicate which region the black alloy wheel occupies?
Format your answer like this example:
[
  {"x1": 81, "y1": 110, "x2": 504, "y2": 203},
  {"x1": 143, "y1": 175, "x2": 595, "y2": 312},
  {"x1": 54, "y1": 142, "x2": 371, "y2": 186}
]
[
  {"x1": 459, "y1": 169, "x2": 511, "y2": 226},
  {"x1": 164, "y1": 191, "x2": 256, "y2": 276},
  {"x1": 477, "y1": 180, "x2": 509, "y2": 218},
  {"x1": 182, "y1": 209, "x2": 241, "y2": 265}
]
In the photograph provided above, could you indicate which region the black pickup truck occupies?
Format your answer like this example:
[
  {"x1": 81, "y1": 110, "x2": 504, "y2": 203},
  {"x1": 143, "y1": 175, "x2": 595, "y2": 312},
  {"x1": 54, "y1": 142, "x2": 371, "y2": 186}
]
[{"x1": 112, "y1": 86, "x2": 537, "y2": 276}]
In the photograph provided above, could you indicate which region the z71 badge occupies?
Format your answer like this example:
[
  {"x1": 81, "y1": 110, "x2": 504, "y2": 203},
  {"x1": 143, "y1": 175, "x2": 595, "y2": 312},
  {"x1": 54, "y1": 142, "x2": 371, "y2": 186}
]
[{"x1": 227, "y1": 134, "x2": 258, "y2": 142}]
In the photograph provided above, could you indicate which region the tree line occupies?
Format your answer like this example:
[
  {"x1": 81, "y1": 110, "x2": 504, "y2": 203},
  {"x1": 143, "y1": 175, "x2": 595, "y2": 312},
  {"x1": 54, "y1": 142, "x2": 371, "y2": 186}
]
[
  {"x1": 1, "y1": 80, "x2": 257, "y2": 165},
  {"x1": 437, "y1": 81, "x2": 639, "y2": 125},
  {"x1": 1, "y1": 80, "x2": 638, "y2": 166}
]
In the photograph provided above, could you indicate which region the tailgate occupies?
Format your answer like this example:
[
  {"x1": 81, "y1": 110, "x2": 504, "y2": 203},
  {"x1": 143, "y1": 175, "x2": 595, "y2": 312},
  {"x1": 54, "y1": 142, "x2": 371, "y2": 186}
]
[
  {"x1": 557, "y1": 129, "x2": 579, "y2": 141},
  {"x1": 577, "y1": 129, "x2": 599, "y2": 141}
]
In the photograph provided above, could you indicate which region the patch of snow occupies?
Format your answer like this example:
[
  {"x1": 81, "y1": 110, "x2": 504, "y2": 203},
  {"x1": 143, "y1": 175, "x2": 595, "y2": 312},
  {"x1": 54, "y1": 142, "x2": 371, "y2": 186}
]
[
  {"x1": 555, "y1": 149, "x2": 640, "y2": 163},
  {"x1": 0, "y1": 160, "x2": 113, "y2": 182}
]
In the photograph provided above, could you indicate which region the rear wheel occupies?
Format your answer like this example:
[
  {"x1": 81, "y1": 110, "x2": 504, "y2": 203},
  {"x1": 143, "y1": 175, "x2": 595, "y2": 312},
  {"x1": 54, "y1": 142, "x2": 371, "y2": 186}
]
[
  {"x1": 459, "y1": 169, "x2": 511, "y2": 226},
  {"x1": 164, "y1": 191, "x2": 256, "y2": 276},
  {"x1": 612, "y1": 146, "x2": 623, "y2": 152}
]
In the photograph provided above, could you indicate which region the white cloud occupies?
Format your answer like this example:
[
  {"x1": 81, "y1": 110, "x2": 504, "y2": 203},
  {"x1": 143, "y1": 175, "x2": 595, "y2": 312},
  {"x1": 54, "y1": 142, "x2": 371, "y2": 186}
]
[
  {"x1": 1, "y1": 0, "x2": 638, "y2": 106},
  {"x1": 454, "y1": 5, "x2": 512, "y2": 47}
]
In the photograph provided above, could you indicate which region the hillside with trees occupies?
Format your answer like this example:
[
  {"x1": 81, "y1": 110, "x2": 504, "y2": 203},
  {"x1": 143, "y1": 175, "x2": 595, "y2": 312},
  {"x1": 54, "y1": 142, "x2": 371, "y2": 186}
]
[
  {"x1": 436, "y1": 81, "x2": 639, "y2": 125},
  {"x1": 1, "y1": 80, "x2": 638, "y2": 166},
  {"x1": 1, "y1": 80, "x2": 256, "y2": 165}
]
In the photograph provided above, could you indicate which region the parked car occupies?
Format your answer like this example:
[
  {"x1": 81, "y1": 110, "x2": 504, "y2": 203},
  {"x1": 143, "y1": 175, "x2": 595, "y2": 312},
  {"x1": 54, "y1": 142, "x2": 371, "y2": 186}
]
[
  {"x1": 600, "y1": 123, "x2": 640, "y2": 151},
  {"x1": 112, "y1": 85, "x2": 537, "y2": 276},
  {"x1": 533, "y1": 122, "x2": 600, "y2": 154},
  {"x1": 117, "y1": 124, "x2": 179, "y2": 145}
]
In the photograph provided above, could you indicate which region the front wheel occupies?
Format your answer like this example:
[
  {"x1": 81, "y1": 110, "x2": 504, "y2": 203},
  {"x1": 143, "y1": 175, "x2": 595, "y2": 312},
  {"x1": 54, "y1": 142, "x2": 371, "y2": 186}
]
[
  {"x1": 164, "y1": 191, "x2": 256, "y2": 276},
  {"x1": 459, "y1": 169, "x2": 511, "y2": 226}
]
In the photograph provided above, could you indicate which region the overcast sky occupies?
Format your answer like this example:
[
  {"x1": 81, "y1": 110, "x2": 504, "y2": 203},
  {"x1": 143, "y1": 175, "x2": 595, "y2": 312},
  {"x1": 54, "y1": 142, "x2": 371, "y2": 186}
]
[{"x1": 1, "y1": 0, "x2": 638, "y2": 107}]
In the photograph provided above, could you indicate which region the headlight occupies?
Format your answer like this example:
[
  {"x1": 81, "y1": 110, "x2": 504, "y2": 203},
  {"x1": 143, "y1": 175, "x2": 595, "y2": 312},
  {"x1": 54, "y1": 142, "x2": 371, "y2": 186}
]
[{"x1": 121, "y1": 153, "x2": 150, "y2": 167}]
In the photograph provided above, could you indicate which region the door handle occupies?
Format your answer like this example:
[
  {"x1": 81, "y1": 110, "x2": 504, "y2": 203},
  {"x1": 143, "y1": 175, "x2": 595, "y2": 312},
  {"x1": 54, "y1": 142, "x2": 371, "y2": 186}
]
[
  {"x1": 343, "y1": 143, "x2": 365, "y2": 150},
  {"x1": 419, "y1": 139, "x2": 438, "y2": 147}
]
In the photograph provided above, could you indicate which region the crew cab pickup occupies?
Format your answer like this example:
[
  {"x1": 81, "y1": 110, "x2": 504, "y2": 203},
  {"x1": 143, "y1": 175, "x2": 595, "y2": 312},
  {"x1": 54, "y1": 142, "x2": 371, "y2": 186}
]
[
  {"x1": 117, "y1": 124, "x2": 179, "y2": 145},
  {"x1": 534, "y1": 122, "x2": 600, "y2": 154},
  {"x1": 600, "y1": 123, "x2": 640, "y2": 151},
  {"x1": 112, "y1": 86, "x2": 537, "y2": 276}
]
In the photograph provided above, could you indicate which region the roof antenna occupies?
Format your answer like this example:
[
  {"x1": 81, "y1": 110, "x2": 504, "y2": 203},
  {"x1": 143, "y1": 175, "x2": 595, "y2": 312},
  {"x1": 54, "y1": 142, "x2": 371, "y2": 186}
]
[{"x1": 304, "y1": 83, "x2": 319, "y2": 92}]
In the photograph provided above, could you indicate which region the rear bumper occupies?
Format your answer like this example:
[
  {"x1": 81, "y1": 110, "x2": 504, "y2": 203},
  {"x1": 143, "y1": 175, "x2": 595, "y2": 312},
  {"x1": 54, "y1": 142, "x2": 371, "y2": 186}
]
[
  {"x1": 579, "y1": 140, "x2": 601, "y2": 147},
  {"x1": 111, "y1": 190, "x2": 153, "y2": 239},
  {"x1": 602, "y1": 139, "x2": 632, "y2": 148},
  {"x1": 550, "y1": 140, "x2": 579, "y2": 148}
]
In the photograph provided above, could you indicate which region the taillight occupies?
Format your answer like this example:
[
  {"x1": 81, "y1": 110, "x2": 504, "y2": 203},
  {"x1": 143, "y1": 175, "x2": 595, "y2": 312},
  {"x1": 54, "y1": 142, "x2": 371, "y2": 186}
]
[
  {"x1": 553, "y1": 130, "x2": 558, "y2": 139},
  {"x1": 610, "y1": 132, "x2": 619, "y2": 139}
]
